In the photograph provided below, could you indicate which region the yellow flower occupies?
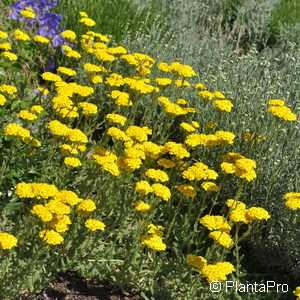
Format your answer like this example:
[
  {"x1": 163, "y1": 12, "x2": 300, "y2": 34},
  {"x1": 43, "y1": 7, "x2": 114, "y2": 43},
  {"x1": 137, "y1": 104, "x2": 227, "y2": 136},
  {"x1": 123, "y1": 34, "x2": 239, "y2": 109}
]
[
  {"x1": 154, "y1": 78, "x2": 172, "y2": 86},
  {"x1": 79, "y1": 17, "x2": 96, "y2": 26},
  {"x1": 48, "y1": 120, "x2": 71, "y2": 137},
  {"x1": 180, "y1": 122, "x2": 197, "y2": 132},
  {"x1": 2, "y1": 51, "x2": 18, "y2": 61},
  {"x1": 87, "y1": 74, "x2": 103, "y2": 84},
  {"x1": 20, "y1": 7, "x2": 35, "y2": 18},
  {"x1": 186, "y1": 254, "x2": 207, "y2": 271},
  {"x1": 78, "y1": 102, "x2": 98, "y2": 116},
  {"x1": 267, "y1": 105, "x2": 297, "y2": 121},
  {"x1": 213, "y1": 91, "x2": 226, "y2": 99},
  {"x1": 77, "y1": 199, "x2": 96, "y2": 216},
  {"x1": 182, "y1": 162, "x2": 218, "y2": 181},
  {"x1": 157, "y1": 158, "x2": 176, "y2": 169},
  {"x1": 293, "y1": 287, "x2": 300, "y2": 298},
  {"x1": 30, "y1": 105, "x2": 44, "y2": 114},
  {"x1": 267, "y1": 99, "x2": 285, "y2": 106},
  {"x1": 176, "y1": 185, "x2": 197, "y2": 197},
  {"x1": 15, "y1": 182, "x2": 58, "y2": 199},
  {"x1": 57, "y1": 66, "x2": 77, "y2": 76},
  {"x1": 215, "y1": 131, "x2": 236, "y2": 144},
  {"x1": 198, "y1": 90, "x2": 215, "y2": 100},
  {"x1": 209, "y1": 231, "x2": 234, "y2": 248},
  {"x1": 4, "y1": 123, "x2": 31, "y2": 138},
  {"x1": 33, "y1": 35, "x2": 50, "y2": 44},
  {"x1": 145, "y1": 169, "x2": 169, "y2": 182},
  {"x1": 60, "y1": 30, "x2": 76, "y2": 40},
  {"x1": 0, "y1": 42, "x2": 12, "y2": 50},
  {"x1": 110, "y1": 90, "x2": 132, "y2": 106},
  {"x1": 199, "y1": 215, "x2": 231, "y2": 233},
  {"x1": 0, "y1": 233, "x2": 18, "y2": 249},
  {"x1": 83, "y1": 63, "x2": 108, "y2": 73},
  {"x1": 39, "y1": 229, "x2": 64, "y2": 245},
  {"x1": 41, "y1": 72, "x2": 62, "y2": 82},
  {"x1": 13, "y1": 29, "x2": 30, "y2": 41},
  {"x1": 164, "y1": 142, "x2": 190, "y2": 159},
  {"x1": 125, "y1": 126, "x2": 151, "y2": 142},
  {"x1": 0, "y1": 30, "x2": 8, "y2": 39},
  {"x1": 141, "y1": 234, "x2": 166, "y2": 251},
  {"x1": 79, "y1": 11, "x2": 88, "y2": 17},
  {"x1": 194, "y1": 83, "x2": 206, "y2": 90},
  {"x1": 0, "y1": 94, "x2": 7, "y2": 106},
  {"x1": 105, "y1": 113, "x2": 127, "y2": 125},
  {"x1": 245, "y1": 207, "x2": 270, "y2": 222},
  {"x1": 201, "y1": 182, "x2": 220, "y2": 192},
  {"x1": 134, "y1": 200, "x2": 152, "y2": 212},
  {"x1": 213, "y1": 100, "x2": 234, "y2": 112},
  {"x1": 17, "y1": 110, "x2": 38, "y2": 121},
  {"x1": 31, "y1": 204, "x2": 53, "y2": 222},
  {"x1": 64, "y1": 157, "x2": 82, "y2": 167},
  {"x1": 85, "y1": 219, "x2": 106, "y2": 231},
  {"x1": 283, "y1": 192, "x2": 300, "y2": 210},
  {"x1": 174, "y1": 79, "x2": 190, "y2": 87},
  {"x1": 47, "y1": 215, "x2": 72, "y2": 232},
  {"x1": 151, "y1": 183, "x2": 171, "y2": 201},
  {"x1": 0, "y1": 85, "x2": 17, "y2": 94},
  {"x1": 135, "y1": 181, "x2": 153, "y2": 195},
  {"x1": 54, "y1": 190, "x2": 82, "y2": 206},
  {"x1": 107, "y1": 127, "x2": 130, "y2": 142},
  {"x1": 45, "y1": 200, "x2": 71, "y2": 215},
  {"x1": 201, "y1": 262, "x2": 235, "y2": 282}
]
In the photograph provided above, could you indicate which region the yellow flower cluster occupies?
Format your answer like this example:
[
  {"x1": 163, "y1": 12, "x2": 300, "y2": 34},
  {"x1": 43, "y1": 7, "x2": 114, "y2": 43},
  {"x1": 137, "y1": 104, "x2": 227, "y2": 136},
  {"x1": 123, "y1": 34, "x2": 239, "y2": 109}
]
[
  {"x1": 182, "y1": 162, "x2": 218, "y2": 181},
  {"x1": 33, "y1": 35, "x2": 50, "y2": 44},
  {"x1": 208, "y1": 231, "x2": 233, "y2": 248},
  {"x1": 134, "y1": 200, "x2": 152, "y2": 212},
  {"x1": 20, "y1": 6, "x2": 35, "y2": 18},
  {"x1": 157, "y1": 96, "x2": 195, "y2": 115},
  {"x1": 16, "y1": 110, "x2": 38, "y2": 121},
  {"x1": 293, "y1": 287, "x2": 300, "y2": 299},
  {"x1": 135, "y1": 180, "x2": 171, "y2": 201},
  {"x1": 60, "y1": 30, "x2": 77, "y2": 40},
  {"x1": 180, "y1": 121, "x2": 199, "y2": 132},
  {"x1": 201, "y1": 181, "x2": 220, "y2": 192},
  {"x1": 85, "y1": 219, "x2": 106, "y2": 231},
  {"x1": 221, "y1": 152, "x2": 257, "y2": 182},
  {"x1": 176, "y1": 185, "x2": 197, "y2": 197},
  {"x1": 15, "y1": 182, "x2": 59, "y2": 199},
  {"x1": 185, "y1": 131, "x2": 235, "y2": 147},
  {"x1": 199, "y1": 215, "x2": 231, "y2": 232},
  {"x1": 13, "y1": 29, "x2": 30, "y2": 40},
  {"x1": 64, "y1": 157, "x2": 82, "y2": 167},
  {"x1": 145, "y1": 169, "x2": 169, "y2": 182},
  {"x1": 186, "y1": 255, "x2": 235, "y2": 282},
  {"x1": 141, "y1": 224, "x2": 166, "y2": 251},
  {"x1": 267, "y1": 100, "x2": 297, "y2": 121},
  {"x1": 21, "y1": 183, "x2": 100, "y2": 243},
  {"x1": 226, "y1": 199, "x2": 270, "y2": 223},
  {"x1": 0, "y1": 84, "x2": 18, "y2": 95},
  {"x1": 0, "y1": 233, "x2": 18, "y2": 250},
  {"x1": 79, "y1": 12, "x2": 96, "y2": 27},
  {"x1": 283, "y1": 192, "x2": 300, "y2": 210},
  {"x1": 158, "y1": 61, "x2": 196, "y2": 77}
]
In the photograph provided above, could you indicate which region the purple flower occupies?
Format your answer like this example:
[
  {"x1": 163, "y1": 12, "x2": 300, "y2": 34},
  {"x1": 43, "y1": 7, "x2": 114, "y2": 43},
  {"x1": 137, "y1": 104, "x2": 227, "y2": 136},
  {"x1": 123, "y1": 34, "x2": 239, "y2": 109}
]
[
  {"x1": 38, "y1": 12, "x2": 62, "y2": 36},
  {"x1": 45, "y1": 58, "x2": 56, "y2": 72},
  {"x1": 51, "y1": 33, "x2": 65, "y2": 47}
]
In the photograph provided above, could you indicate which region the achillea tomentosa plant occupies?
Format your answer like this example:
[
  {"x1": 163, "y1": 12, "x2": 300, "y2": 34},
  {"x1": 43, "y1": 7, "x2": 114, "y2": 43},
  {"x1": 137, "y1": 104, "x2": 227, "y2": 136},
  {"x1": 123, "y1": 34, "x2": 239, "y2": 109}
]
[{"x1": 0, "y1": 1, "x2": 299, "y2": 299}]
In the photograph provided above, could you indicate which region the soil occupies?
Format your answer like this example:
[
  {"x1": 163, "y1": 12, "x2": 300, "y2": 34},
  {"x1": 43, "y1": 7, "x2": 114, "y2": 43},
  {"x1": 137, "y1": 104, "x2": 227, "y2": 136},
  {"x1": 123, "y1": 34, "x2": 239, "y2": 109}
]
[{"x1": 34, "y1": 271, "x2": 141, "y2": 300}]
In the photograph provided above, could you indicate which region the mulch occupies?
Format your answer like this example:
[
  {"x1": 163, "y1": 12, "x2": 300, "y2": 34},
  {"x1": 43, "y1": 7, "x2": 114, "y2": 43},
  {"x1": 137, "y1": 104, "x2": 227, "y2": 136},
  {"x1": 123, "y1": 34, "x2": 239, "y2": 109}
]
[{"x1": 34, "y1": 271, "x2": 141, "y2": 300}]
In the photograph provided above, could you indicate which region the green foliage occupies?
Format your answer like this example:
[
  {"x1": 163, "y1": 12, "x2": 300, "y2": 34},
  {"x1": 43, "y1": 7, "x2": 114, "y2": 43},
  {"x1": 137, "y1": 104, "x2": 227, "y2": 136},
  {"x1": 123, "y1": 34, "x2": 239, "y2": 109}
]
[{"x1": 55, "y1": 0, "x2": 169, "y2": 44}]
